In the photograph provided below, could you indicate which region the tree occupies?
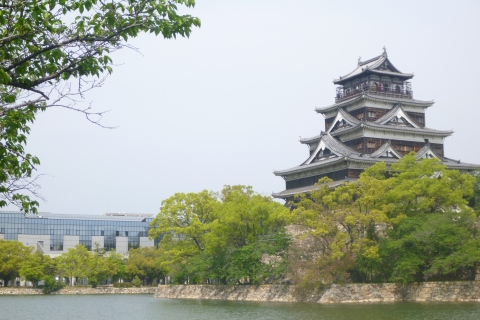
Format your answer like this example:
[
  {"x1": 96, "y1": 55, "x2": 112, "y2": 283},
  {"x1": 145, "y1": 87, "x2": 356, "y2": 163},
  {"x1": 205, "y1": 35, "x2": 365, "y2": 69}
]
[
  {"x1": 103, "y1": 250, "x2": 126, "y2": 284},
  {"x1": 126, "y1": 247, "x2": 164, "y2": 285},
  {"x1": 0, "y1": 0, "x2": 200, "y2": 211},
  {"x1": 383, "y1": 155, "x2": 475, "y2": 218},
  {"x1": 87, "y1": 243, "x2": 107, "y2": 287},
  {"x1": 472, "y1": 171, "x2": 480, "y2": 214},
  {"x1": 0, "y1": 240, "x2": 32, "y2": 286},
  {"x1": 19, "y1": 251, "x2": 55, "y2": 287},
  {"x1": 150, "y1": 190, "x2": 219, "y2": 253},
  {"x1": 57, "y1": 244, "x2": 91, "y2": 286},
  {"x1": 149, "y1": 189, "x2": 219, "y2": 279},
  {"x1": 206, "y1": 185, "x2": 292, "y2": 284},
  {"x1": 149, "y1": 186, "x2": 292, "y2": 285},
  {"x1": 290, "y1": 156, "x2": 477, "y2": 287},
  {"x1": 373, "y1": 212, "x2": 480, "y2": 283}
]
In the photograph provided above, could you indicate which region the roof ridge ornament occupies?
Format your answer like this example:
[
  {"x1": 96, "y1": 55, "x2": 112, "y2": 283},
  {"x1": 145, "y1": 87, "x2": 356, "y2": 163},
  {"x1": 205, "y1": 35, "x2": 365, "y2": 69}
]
[
  {"x1": 382, "y1": 46, "x2": 388, "y2": 57},
  {"x1": 357, "y1": 56, "x2": 361, "y2": 66}
]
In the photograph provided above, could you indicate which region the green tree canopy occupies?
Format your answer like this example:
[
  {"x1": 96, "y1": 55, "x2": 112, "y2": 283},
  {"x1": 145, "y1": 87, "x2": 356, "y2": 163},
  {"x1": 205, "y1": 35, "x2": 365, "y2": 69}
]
[
  {"x1": 372, "y1": 212, "x2": 480, "y2": 283},
  {"x1": 103, "y1": 250, "x2": 126, "y2": 283},
  {"x1": 149, "y1": 185, "x2": 292, "y2": 285},
  {"x1": 57, "y1": 244, "x2": 91, "y2": 286},
  {"x1": 126, "y1": 246, "x2": 165, "y2": 285},
  {"x1": 0, "y1": 0, "x2": 200, "y2": 211},
  {"x1": 291, "y1": 156, "x2": 478, "y2": 287},
  {"x1": 0, "y1": 239, "x2": 32, "y2": 286},
  {"x1": 19, "y1": 251, "x2": 56, "y2": 287}
]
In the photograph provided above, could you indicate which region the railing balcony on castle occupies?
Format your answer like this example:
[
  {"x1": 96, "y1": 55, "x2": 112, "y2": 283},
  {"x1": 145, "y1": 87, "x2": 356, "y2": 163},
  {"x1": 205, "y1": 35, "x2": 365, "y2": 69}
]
[{"x1": 335, "y1": 83, "x2": 413, "y2": 103}]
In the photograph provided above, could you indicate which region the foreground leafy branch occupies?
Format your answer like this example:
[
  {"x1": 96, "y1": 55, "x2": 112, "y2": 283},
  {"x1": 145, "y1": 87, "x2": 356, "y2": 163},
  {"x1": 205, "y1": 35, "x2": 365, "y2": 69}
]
[{"x1": 0, "y1": 0, "x2": 200, "y2": 211}]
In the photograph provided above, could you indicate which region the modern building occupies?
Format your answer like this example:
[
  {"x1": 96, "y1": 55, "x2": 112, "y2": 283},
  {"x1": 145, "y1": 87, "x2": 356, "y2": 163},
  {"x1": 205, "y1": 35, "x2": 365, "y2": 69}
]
[
  {"x1": 0, "y1": 211, "x2": 157, "y2": 257},
  {"x1": 274, "y1": 49, "x2": 480, "y2": 200}
]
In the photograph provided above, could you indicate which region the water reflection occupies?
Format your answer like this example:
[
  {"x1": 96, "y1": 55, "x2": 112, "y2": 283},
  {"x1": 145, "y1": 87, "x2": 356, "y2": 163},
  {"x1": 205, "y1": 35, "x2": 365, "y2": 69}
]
[{"x1": 0, "y1": 295, "x2": 479, "y2": 320}]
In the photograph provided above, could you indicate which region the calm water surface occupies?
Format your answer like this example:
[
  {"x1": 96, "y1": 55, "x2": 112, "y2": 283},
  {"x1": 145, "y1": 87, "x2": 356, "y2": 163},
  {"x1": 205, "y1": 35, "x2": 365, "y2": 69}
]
[{"x1": 0, "y1": 294, "x2": 479, "y2": 320}]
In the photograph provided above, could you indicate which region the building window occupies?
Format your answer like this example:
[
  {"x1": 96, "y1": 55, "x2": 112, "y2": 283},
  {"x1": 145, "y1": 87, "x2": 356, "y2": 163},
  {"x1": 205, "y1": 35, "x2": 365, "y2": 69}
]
[
  {"x1": 0, "y1": 228, "x2": 4, "y2": 234},
  {"x1": 92, "y1": 230, "x2": 95, "y2": 236},
  {"x1": 101, "y1": 230, "x2": 104, "y2": 236},
  {"x1": 116, "y1": 231, "x2": 120, "y2": 236},
  {"x1": 50, "y1": 229, "x2": 54, "y2": 235},
  {"x1": 125, "y1": 231, "x2": 128, "y2": 237},
  {"x1": 76, "y1": 230, "x2": 80, "y2": 235},
  {"x1": 66, "y1": 229, "x2": 70, "y2": 235}
]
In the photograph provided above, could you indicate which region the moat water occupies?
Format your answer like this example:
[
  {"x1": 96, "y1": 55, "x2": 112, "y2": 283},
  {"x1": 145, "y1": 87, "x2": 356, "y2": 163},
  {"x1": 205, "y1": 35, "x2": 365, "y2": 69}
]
[{"x1": 1, "y1": 294, "x2": 480, "y2": 320}]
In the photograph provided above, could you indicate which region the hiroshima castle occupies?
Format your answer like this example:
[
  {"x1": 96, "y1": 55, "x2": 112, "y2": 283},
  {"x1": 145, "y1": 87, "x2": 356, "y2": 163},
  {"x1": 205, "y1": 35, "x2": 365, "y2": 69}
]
[{"x1": 274, "y1": 49, "x2": 480, "y2": 200}]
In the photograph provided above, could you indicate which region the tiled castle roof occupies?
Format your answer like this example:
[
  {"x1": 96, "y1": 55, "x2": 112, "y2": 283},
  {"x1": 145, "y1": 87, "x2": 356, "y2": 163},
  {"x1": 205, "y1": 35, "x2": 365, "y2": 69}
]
[{"x1": 333, "y1": 51, "x2": 413, "y2": 85}]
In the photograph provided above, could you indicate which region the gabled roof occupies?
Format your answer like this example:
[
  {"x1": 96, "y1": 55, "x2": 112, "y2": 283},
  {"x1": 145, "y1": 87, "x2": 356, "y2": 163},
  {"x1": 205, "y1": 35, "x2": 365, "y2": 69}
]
[
  {"x1": 333, "y1": 50, "x2": 414, "y2": 85},
  {"x1": 316, "y1": 93, "x2": 434, "y2": 114},
  {"x1": 303, "y1": 132, "x2": 357, "y2": 165},
  {"x1": 370, "y1": 141, "x2": 403, "y2": 159},
  {"x1": 374, "y1": 104, "x2": 421, "y2": 128},
  {"x1": 275, "y1": 133, "x2": 402, "y2": 176},
  {"x1": 326, "y1": 108, "x2": 361, "y2": 133},
  {"x1": 415, "y1": 145, "x2": 441, "y2": 160}
]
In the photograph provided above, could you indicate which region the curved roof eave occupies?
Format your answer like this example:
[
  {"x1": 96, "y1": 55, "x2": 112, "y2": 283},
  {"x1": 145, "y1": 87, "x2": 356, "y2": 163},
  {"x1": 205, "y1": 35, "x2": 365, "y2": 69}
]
[
  {"x1": 441, "y1": 158, "x2": 480, "y2": 170},
  {"x1": 330, "y1": 123, "x2": 453, "y2": 137},
  {"x1": 272, "y1": 179, "x2": 354, "y2": 198},
  {"x1": 273, "y1": 156, "x2": 347, "y2": 176},
  {"x1": 300, "y1": 135, "x2": 321, "y2": 144},
  {"x1": 333, "y1": 54, "x2": 413, "y2": 85},
  {"x1": 316, "y1": 94, "x2": 435, "y2": 114}
]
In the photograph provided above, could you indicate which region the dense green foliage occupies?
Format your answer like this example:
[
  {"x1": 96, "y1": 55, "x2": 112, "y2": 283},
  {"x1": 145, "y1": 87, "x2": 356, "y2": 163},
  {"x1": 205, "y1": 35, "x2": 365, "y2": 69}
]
[
  {"x1": 0, "y1": 239, "x2": 32, "y2": 285},
  {"x1": 42, "y1": 276, "x2": 65, "y2": 294},
  {"x1": 149, "y1": 185, "x2": 292, "y2": 284},
  {"x1": 1, "y1": 169, "x2": 478, "y2": 290},
  {"x1": 0, "y1": 240, "x2": 165, "y2": 288},
  {"x1": 0, "y1": 0, "x2": 200, "y2": 212},
  {"x1": 290, "y1": 155, "x2": 478, "y2": 288}
]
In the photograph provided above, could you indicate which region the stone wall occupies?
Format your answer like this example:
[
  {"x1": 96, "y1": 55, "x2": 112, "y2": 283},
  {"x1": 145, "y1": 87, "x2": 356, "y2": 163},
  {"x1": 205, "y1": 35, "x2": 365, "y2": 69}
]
[
  {"x1": 156, "y1": 285, "x2": 298, "y2": 302},
  {"x1": 0, "y1": 288, "x2": 43, "y2": 295},
  {"x1": 0, "y1": 287, "x2": 156, "y2": 295},
  {"x1": 155, "y1": 281, "x2": 480, "y2": 303},
  {"x1": 54, "y1": 287, "x2": 157, "y2": 294},
  {"x1": 3, "y1": 282, "x2": 480, "y2": 301}
]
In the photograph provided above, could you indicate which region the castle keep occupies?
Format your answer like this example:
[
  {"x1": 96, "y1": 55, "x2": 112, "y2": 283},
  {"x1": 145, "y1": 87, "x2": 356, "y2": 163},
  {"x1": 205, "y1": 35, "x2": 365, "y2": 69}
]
[{"x1": 274, "y1": 49, "x2": 479, "y2": 200}]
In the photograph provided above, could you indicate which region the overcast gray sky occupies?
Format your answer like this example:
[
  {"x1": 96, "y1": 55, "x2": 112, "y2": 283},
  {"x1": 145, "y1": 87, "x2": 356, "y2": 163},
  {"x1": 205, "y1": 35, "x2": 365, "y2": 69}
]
[{"x1": 18, "y1": 0, "x2": 480, "y2": 215}]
